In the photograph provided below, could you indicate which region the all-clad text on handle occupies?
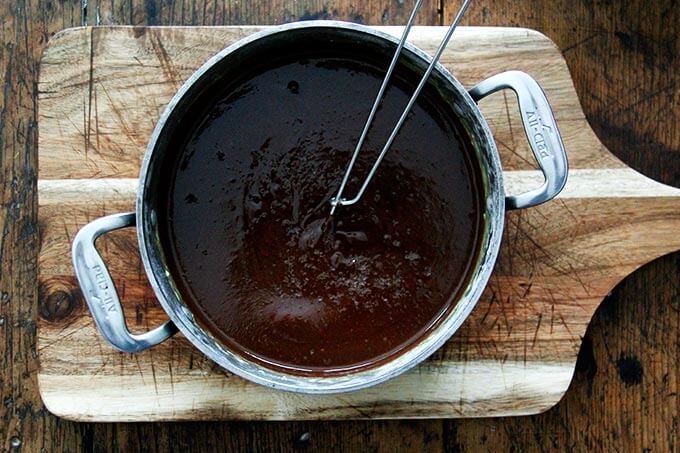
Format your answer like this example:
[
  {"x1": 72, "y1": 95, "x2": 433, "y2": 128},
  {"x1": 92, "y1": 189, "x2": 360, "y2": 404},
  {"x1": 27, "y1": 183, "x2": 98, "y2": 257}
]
[
  {"x1": 469, "y1": 71, "x2": 569, "y2": 210},
  {"x1": 72, "y1": 212, "x2": 177, "y2": 353}
]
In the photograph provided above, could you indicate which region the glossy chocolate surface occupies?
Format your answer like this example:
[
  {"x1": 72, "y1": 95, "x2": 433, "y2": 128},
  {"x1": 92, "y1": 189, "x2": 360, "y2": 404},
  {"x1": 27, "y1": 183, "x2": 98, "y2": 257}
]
[{"x1": 159, "y1": 52, "x2": 483, "y2": 375}]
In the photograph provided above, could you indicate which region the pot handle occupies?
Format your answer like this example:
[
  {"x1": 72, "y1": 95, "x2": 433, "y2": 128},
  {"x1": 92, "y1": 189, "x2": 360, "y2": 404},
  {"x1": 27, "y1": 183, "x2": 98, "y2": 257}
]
[
  {"x1": 469, "y1": 71, "x2": 569, "y2": 210},
  {"x1": 72, "y1": 212, "x2": 178, "y2": 353}
]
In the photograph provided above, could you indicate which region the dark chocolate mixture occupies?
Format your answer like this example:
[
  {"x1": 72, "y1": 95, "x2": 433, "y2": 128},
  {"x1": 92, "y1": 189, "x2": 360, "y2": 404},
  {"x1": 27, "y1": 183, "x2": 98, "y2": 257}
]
[{"x1": 160, "y1": 55, "x2": 483, "y2": 375}]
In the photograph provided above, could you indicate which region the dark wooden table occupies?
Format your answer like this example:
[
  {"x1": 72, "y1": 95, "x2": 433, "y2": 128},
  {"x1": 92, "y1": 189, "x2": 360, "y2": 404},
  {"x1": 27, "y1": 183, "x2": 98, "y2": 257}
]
[{"x1": 1, "y1": 1, "x2": 678, "y2": 451}]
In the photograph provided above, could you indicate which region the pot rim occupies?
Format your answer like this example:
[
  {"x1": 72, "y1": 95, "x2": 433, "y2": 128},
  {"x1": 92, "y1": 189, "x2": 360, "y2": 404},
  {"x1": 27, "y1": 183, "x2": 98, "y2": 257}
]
[{"x1": 136, "y1": 20, "x2": 506, "y2": 393}]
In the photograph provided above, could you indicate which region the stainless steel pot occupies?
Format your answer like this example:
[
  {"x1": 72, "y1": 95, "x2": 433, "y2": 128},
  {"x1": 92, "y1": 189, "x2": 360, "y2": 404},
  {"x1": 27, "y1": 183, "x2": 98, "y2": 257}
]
[{"x1": 72, "y1": 21, "x2": 568, "y2": 393}]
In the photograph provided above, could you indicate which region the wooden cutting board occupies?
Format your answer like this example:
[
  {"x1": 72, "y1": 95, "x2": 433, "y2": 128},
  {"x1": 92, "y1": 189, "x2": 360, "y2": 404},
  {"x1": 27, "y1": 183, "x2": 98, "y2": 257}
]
[{"x1": 37, "y1": 25, "x2": 680, "y2": 422}]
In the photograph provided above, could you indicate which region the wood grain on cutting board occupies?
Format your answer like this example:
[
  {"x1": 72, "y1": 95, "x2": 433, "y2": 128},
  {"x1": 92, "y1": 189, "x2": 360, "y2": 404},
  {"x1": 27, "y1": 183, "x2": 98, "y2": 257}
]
[{"x1": 37, "y1": 26, "x2": 680, "y2": 421}]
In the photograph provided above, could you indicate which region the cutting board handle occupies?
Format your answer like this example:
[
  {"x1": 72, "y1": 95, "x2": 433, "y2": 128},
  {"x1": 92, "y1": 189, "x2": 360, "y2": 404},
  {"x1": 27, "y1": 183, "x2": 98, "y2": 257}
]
[{"x1": 72, "y1": 212, "x2": 178, "y2": 352}]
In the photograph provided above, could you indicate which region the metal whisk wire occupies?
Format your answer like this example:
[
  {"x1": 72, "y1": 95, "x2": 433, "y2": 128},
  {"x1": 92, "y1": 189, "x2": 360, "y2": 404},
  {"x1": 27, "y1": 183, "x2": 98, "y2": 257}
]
[{"x1": 330, "y1": 0, "x2": 472, "y2": 215}]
